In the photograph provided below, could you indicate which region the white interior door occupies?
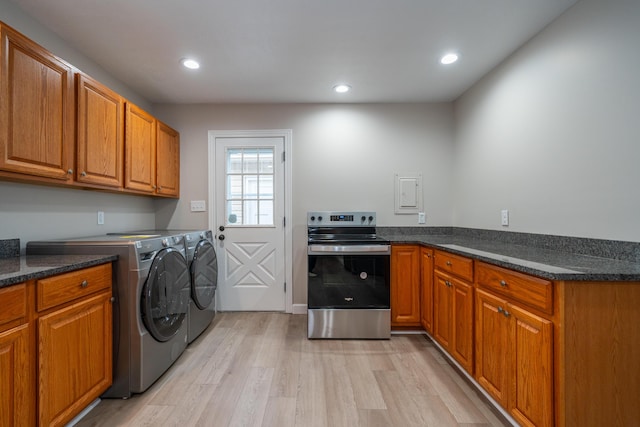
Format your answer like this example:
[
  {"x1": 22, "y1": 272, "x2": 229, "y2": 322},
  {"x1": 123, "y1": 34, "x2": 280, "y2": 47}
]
[{"x1": 213, "y1": 136, "x2": 286, "y2": 311}]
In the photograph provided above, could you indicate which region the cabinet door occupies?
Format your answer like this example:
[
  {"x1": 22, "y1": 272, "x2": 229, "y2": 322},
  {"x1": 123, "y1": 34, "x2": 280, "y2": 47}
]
[
  {"x1": 420, "y1": 247, "x2": 434, "y2": 333},
  {"x1": 0, "y1": 24, "x2": 74, "y2": 181},
  {"x1": 0, "y1": 324, "x2": 34, "y2": 427},
  {"x1": 451, "y1": 279, "x2": 474, "y2": 373},
  {"x1": 76, "y1": 73, "x2": 124, "y2": 188},
  {"x1": 433, "y1": 271, "x2": 452, "y2": 348},
  {"x1": 390, "y1": 245, "x2": 421, "y2": 326},
  {"x1": 475, "y1": 289, "x2": 510, "y2": 408},
  {"x1": 125, "y1": 103, "x2": 156, "y2": 193},
  {"x1": 156, "y1": 120, "x2": 180, "y2": 197},
  {"x1": 509, "y1": 303, "x2": 553, "y2": 427},
  {"x1": 38, "y1": 291, "x2": 112, "y2": 427}
]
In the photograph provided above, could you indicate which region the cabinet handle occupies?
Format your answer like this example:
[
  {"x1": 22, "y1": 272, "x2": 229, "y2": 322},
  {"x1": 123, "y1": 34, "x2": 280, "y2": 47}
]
[
  {"x1": 158, "y1": 186, "x2": 163, "y2": 190},
  {"x1": 445, "y1": 280, "x2": 452, "y2": 288},
  {"x1": 110, "y1": 297, "x2": 115, "y2": 303},
  {"x1": 446, "y1": 261, "x2": 452, "y2": 266},
  {"x1": 152, "y1": 185, "x2": 157, "y2": 189},
  {"x1": 81, "y1": 171, "x2": 87, "y2": 177},
  {"x1": 503, "y1": 310, "x2": 510, "y2": 317},
  {"x1": 80, "y1": 280, "x2": 88, "y2": 288},
  {"x1": 497, "y1": 306, "x2": 504, "y2": 313},
  {"x1": 67, "y1": 169, "x2": 73, "y2": 175},
  {"x1": 500, "y1": 280, "x2": 507, "y2": 287}
]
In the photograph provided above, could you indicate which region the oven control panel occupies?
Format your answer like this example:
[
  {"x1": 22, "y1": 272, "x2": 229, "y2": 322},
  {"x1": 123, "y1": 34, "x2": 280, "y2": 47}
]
[{"x1": 307, "y1": 211, "x2": 376, "y2": 226}]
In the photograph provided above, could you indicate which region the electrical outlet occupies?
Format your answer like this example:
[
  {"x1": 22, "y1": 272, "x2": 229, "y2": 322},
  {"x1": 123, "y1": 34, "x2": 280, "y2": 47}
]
[
  {"x1": 97, "y1": 211, "x2": 105, "y2": 225},
  {"x1": 190, "y1": 200, "x2": 206, "y2": 212},
  {"x1": 418, "y1": 212, "x2": 426, "y2": 224},
  {"x1": 501, "y1": 209, "x2": 509, "y2": 226}
]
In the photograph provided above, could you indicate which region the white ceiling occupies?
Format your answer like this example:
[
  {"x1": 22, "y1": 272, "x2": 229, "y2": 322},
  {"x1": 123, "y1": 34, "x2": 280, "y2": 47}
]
[{"x1": 10, "y1": 0, "x2": 578, "y2": 104}]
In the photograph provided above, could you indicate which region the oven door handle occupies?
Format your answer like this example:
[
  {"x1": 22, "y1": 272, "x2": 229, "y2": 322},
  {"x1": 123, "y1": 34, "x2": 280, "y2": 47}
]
[{"x1": 308, "y1": 244, "x2": 391, "y2": 255}]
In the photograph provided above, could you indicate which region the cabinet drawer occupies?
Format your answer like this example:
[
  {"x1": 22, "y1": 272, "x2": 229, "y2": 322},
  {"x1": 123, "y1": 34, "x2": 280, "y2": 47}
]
[
  {"x1": 37, "y1": 263, "x2": 112, "y2": 312},
  {"x1": 0, "y1": 283, "x2": 27, "y2": 329},
  {"x1": 434, "y1": 250, "x2": 474, "y2": 282},
  {"x1": 476, "y1": 262, "x2": 553, "y2": 314}
]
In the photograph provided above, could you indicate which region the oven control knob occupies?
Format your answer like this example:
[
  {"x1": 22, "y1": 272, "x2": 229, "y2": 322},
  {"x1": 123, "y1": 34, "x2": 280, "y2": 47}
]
[
  {"x1": 368, "y1": 216, "x2": 374, "y2": 222},
  {"x1": 361, "y1": 216, "x2": 366, "y2": 222},
  {"x1": 310, "y1": 216, "x2": 315, "y2": 221},
  {"x1": 318, "y1": 216, "x2": 323, "y2": 221}
]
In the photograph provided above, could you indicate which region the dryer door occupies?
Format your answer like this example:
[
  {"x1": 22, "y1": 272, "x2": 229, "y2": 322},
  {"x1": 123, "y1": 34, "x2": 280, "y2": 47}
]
[
  {"x1": 141, "y1": 247, "x2": 190, "y2": 342},
  {"x1": 191, "y1": 239, "x2": 218, "y2": 310}
]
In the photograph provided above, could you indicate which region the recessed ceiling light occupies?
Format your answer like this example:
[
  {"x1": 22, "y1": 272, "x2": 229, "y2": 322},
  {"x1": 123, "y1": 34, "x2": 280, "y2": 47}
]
[
  {"x1": 440, "y1": 53, "x2": 459, "y2": 65},
  {"x1": 333, "y1": 84, "x2": 351, "y2": 93},
  {"x1": 181, "y1": 58, "x2": 200, "y2": 69}
]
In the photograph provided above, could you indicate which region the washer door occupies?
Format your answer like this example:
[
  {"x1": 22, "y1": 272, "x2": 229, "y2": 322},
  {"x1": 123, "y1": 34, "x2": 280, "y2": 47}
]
[
  {"x1": 191, "y1": 239, "x2": 218, "y2": 310},
  {"x1": 141, "y1": 247, "x2": 190, "y2": 342}
]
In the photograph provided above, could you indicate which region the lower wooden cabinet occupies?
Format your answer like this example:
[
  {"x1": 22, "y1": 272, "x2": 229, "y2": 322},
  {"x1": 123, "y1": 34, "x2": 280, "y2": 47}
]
[
  {"x1": 391, "y1": 245, "x2": 421, "y2": 327},
  {"x1": 475, "y1": 289, "x2": 553, "y2": 427},
  {"x1": 0, "y1": 263, "x2": 112, "y2": 427},
  {"x1": 0, "y1": 282, "x2": 35, "y2": 427},
  {"x1": 38, "y1": 291, "x2": 112, "y2": 427},
  {"x1": 0, "y1": 323, "x2": 34, "y2": 427},
  {"x1": 420, "y1": 247, "x2": 434, "y2": 333},
  {"x1": 433, "y1": 270, "x2": 474, "y2": 373}
]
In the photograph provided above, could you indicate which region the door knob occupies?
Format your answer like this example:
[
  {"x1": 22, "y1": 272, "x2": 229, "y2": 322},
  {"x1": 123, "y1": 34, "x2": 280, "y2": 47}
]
[
  {"x1": 219, "y1": 226, "x2": 225, "y2": 232},
  {"x1": 218, "y1": 234, "x2": 225, "y2": 241}
]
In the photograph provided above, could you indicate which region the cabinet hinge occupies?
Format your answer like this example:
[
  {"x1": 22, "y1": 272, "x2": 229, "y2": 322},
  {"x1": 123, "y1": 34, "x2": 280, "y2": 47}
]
[
  {"x1": 282, "y1": 151, "x2": 286, "y2": 162},
  {"x1": 284, "y1": 282, "x2": 287, "y2": 292},
  {"x1": 283, "y1": 216, "x2": 286, "y2": 227}
]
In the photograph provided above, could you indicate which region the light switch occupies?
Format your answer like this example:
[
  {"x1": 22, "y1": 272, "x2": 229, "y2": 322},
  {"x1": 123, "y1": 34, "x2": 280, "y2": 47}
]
[
  {"x1": 418, "y1": 212, "x2": 426, "y2": 224},
  {"x1": 190, "y1": 200, "x2": 206, "y2": 212},
  {"x1": 501, "y1": 209, "x2": 509, "y2": 226},
  {"x1": 97, "y1": 211, "x2": 105, "y2": 225}
]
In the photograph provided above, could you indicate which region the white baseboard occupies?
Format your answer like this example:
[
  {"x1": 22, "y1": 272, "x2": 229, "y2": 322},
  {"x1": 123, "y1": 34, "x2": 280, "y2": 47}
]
[{"x1": 292, "y1": 304, "x2": 307, "y2": 315}]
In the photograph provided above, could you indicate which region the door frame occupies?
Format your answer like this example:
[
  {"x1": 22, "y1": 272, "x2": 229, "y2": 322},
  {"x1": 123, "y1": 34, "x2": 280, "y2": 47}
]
[{"x1": 207, "y1": 129, "x2": 293, "y2": 313}]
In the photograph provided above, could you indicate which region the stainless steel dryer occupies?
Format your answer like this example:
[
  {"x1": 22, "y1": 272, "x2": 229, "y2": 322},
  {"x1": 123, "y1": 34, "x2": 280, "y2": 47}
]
[{"x1": 27, "y1": 233, "x2": 190, "y2": 398}]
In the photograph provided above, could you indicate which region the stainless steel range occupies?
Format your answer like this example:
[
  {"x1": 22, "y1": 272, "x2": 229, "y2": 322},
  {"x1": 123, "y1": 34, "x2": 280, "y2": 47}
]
[{"x1": 307, "y1": 211, "x2": 391, "y2": 339}]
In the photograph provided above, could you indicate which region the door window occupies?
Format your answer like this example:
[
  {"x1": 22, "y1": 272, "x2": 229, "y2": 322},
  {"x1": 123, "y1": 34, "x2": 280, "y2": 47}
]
[{"x1": 226, "y1": 148, "x2": 274, "y2": 226}]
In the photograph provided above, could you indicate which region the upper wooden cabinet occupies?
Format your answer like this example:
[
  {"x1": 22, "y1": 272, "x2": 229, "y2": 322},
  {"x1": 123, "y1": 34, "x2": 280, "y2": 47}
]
[
  {"x1": 0, "y1": 21, "x2": 180, "y2": 198},
  {"x1": 124, "y1": 104, "x2": 180, "y2": 198},
  {"x1": 76, "y1": 73, "x2": 124, "y2": 188},
  {"x1": 0, "y1": 23, "x2": 75, "y2": 182},
  {"x1": 156, "y1": 120, "x2": 180, "y2": 197},
  {"x1": 125, "y1": 103, "x2": 157, "y2": 194}
]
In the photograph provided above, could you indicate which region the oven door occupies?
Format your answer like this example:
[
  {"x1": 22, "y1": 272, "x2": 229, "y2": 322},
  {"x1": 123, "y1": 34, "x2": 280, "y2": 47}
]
[{"x1": 307, "y1": 244, "x2": 390, "y2": 309}]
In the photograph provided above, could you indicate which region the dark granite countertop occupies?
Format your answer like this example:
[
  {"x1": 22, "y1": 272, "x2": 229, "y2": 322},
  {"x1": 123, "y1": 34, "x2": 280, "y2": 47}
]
[
  {"x1": 0, "y1": 254, "x2": 117, "y2": 288},
  {"x1": 379, "y1": 232, "x2": 640, "y2": 281}
]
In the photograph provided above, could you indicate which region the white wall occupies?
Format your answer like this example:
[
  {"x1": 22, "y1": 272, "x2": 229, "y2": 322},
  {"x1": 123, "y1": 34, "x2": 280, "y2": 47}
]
[
  {"x1": 0, "y1": 181, "x2": 157, "y2": 249},
  {"x1": 453, "y1": 0, "x2": 640, "y2": 242},
  {"x1": 0, "y1": 2, "x2": 158, "y2": 251},
  {"x1": 153, "y1": 103, "x2": 455, "y2": 304}
]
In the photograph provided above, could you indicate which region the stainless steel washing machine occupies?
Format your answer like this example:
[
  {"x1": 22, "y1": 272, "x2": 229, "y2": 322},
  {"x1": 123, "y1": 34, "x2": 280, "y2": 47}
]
[
  {"x1": 183, "y1": 230, "x2": 217, "y2": 343},
  {"x1": 123, "y1": 229, "x2": 218, "y2": 343},
  {"x1": 27, "y1": 233, "x2": 190, "y2": 398}
]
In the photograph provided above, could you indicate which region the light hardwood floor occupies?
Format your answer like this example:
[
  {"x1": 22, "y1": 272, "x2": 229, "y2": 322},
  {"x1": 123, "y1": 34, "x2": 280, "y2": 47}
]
[{"x1": 75, "y1": 312, "x2": 509, "y2": 427}]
